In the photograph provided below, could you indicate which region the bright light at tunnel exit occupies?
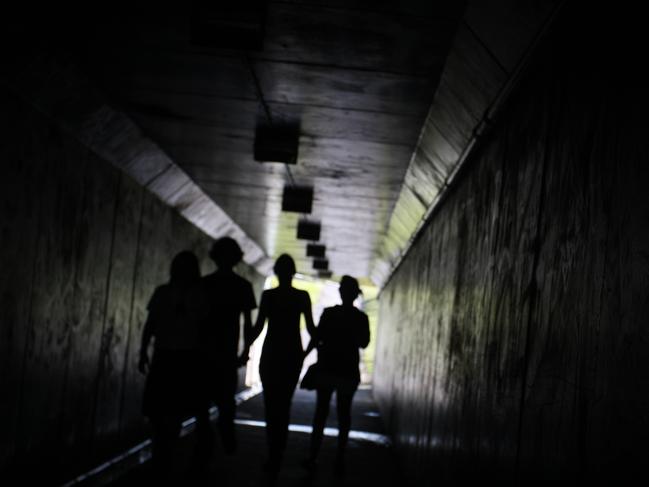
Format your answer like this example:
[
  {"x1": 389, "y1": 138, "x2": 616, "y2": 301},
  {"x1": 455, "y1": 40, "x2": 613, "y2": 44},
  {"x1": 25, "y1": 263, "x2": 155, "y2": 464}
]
[{"x1": 245, "y1": 274, "x2": 379, "y2": 387}]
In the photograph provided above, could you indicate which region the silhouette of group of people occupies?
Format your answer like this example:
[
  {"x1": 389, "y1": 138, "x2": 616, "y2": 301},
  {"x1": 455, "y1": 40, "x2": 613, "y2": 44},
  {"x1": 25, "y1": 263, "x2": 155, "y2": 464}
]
[{"x1": 138, "y1": 237, "x2": 370, "y2": 481}]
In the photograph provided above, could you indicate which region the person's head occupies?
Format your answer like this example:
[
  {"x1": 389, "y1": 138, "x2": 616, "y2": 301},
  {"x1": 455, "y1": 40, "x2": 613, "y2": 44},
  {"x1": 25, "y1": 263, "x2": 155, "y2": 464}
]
[
  {"x1": 209, "y1": 237, "x2": 243, "y2": 269},
  {"x1": 273, "y1": 254, "x2": 296, "y2": 284},
  {"x1": 339, "y1": 275, "x2": 361, "y2": 304},
  {"x1": 170, "y1": 251, "x2": 200, "y2": 285}
]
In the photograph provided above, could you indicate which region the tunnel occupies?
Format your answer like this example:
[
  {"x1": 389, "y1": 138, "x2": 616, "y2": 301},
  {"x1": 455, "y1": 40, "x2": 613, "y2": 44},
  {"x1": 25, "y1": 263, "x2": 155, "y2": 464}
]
[{"x1": 1, "y1": 1, "x2": 648, "y2": 485}]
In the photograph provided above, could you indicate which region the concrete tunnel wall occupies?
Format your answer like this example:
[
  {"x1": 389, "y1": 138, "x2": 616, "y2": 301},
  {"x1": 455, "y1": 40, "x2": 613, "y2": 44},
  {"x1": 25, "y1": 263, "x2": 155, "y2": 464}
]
[
  {"x1": 374, "y1": 6, "x2": 649, "y2": 485},
  {"x1": 0, "y1": 93, "x2": 265, "y2": 482}
]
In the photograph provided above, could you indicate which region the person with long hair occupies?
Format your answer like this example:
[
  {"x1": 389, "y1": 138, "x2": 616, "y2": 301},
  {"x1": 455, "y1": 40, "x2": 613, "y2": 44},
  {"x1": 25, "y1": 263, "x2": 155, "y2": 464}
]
[
  {"x1": 245, "y1": 254, "x2": 316, "y2": 473},
  {"x1": 138, "y1": 250, "x2": 202, "y2": 478},
  {"x1": 302, "y1": 275, "x2": 370, "y2": 476}
]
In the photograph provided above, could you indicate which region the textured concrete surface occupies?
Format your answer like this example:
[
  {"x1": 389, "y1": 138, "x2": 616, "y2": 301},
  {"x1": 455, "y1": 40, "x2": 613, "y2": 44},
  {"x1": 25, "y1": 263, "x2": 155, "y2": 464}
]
[
  {"x1": 374, "y1": 5, "x2": 649, "y2": 485},
  {"x1": 110, "y1": 388, "x2": 402, "y2": 487},
  {"x1": 1, "y1": 49, "x2": 273, "y2": 276},
  {"x1": 371, "y1": 0, "x2": 560, "y2": 285},
  {"x1": 0, "y1": 93, "x2": 265, "y2": 483},
  {"x1": 9, "y1": 1, "x2": 464, "y2": 281}
]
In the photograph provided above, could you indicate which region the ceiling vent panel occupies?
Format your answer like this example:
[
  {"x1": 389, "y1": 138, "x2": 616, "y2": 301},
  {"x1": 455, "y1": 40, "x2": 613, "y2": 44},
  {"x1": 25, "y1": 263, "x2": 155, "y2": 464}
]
[
  {"x1": 306, "y1": 243, "x2": 326, "y2": 258},
  {"x1": 312, "y1": 258, "x2": 329, "y2": 270},
  {"x1": 297, "y1": 220, "x2": 320, "y2": 241},
  {"x1": 282, "y1": 186, "x2": 313, "y2": 213},
  {"x1": 254, "y1": 124, "x2": 299, "y2": 164}
]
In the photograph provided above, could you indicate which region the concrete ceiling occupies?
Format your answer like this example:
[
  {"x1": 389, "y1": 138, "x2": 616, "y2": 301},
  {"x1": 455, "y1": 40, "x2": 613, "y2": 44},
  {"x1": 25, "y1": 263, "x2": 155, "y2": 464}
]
[
  {"x1": 68, "y1": 1, "x2": 465, "y2": 280},
  {"x1": 4, "y1": 1, "x2": 559, "y2": 284}
]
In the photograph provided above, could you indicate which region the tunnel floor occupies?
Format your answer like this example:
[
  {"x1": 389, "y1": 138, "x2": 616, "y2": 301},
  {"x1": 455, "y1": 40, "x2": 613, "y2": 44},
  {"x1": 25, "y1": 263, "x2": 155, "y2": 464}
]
[{"x1": 105, "y1": 387, "x2": 402, "y2": 486}]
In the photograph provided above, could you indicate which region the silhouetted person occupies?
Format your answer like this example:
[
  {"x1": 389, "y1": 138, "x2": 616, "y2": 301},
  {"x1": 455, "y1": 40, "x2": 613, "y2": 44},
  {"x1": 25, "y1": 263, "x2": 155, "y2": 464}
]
[
  {"x1": 246, "y1": 254, "x2": 316, "y2": 473},
  {"x1": 138, "y1": 250, "x2": 202, "y2": 479},
  {"x1": 194, "y1": 237, "x2": 256, "y2": 463},
  {"x1": 303, "y1": 275, "x2": 370, "y2": 476}
]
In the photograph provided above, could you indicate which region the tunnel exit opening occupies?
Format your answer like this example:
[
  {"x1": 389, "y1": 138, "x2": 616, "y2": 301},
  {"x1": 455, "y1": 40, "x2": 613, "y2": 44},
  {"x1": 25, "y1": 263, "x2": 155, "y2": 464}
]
[{"x1": 245, "y1": 274, "x2": 378, "y2": 389}]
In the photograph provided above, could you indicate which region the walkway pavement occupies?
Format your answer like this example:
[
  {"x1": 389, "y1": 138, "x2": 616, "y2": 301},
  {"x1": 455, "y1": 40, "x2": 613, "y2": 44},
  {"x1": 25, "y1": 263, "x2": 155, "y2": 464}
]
[{"x1": 110, "y1": 387, "x2": 403, "y2": 486}]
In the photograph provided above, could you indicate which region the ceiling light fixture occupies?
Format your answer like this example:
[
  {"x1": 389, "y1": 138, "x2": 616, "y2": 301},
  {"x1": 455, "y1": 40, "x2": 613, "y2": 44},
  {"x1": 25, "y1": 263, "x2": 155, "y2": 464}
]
[
  {"x1": 312, "y1": 258, "x2": 329, "y2": 270},
  {"x1": 306, "y1": 243, "x2": 326, "y2": 258},
  {"x1": 254, "y1": 123, "x2": 299, "y2": 164},
  {"x1": 297, "y1": 220, "x2": 321, "y2": 241},
  {"x1": 282, "y1": 186, "x2": 313, "y2": 213}
]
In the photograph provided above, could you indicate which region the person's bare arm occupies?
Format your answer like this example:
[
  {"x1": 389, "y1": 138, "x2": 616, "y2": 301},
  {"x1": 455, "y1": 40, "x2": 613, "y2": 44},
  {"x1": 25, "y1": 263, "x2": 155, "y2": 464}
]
[
  {"x1": 138, "y1": 314, "x2": 155, "y2": 374},
  {"x1": 303, "y1": 291, "x2": 316, "y2": 336},
  {"x1": 303, "y1": 334, "x2": 317, "y2": 358},
  {"x1": 357, "y1": 313, "x2": 370, "y2": 349},
  {"x1": 304, "y1": 307, "x2": 327, "y2": 358},
  {"x1": 247, "y1": 292, "x2": 267, "y2": 346}
]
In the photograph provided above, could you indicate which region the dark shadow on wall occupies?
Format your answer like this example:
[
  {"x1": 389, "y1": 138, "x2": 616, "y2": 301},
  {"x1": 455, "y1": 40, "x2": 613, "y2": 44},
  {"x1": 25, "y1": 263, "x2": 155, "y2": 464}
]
[
  {"x1": 0, "y1": 93, "x2": 265, "y2": 484},
  {"x1": 374, "y1": 3, "x2": 649, "y2": 486}
]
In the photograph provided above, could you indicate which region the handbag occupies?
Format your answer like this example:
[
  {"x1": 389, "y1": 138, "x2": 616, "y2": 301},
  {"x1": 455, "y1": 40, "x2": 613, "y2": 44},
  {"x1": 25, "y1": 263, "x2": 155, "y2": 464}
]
[{"x1": 300, "y1": 362, "x2": 321, "y2": 390}]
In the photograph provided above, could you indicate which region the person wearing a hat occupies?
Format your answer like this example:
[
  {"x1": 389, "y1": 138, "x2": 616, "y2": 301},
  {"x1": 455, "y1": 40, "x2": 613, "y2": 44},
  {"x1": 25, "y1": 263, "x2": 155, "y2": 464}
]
[
  {"x1": 195, "y1": 237, "x2": 257, "y2": 463},
  {"x1": 303, "y1": 275, "x2": 370, "y2": 475}
]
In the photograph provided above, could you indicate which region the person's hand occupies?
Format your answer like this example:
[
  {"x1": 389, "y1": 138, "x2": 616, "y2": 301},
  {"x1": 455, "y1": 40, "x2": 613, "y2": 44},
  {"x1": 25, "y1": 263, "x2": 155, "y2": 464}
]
[
  {"x1": 138, "y1": 352, "x2": 149, "y2": 375},
  {"x1": 237, "y1": 345, "x2": 251, "y2": 368},
  {"x1": 237, "y1": 353, "x2": 249, "y2": 368}
]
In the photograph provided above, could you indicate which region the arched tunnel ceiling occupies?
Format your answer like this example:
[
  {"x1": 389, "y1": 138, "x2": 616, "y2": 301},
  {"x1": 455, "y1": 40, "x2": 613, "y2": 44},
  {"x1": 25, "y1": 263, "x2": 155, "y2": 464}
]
[
  {"x1": 3, "y1": 0, "x2": 559, "y2": 284},
  {"x1": 69, "y1": 1, "x2": 465, "y2": 281}
]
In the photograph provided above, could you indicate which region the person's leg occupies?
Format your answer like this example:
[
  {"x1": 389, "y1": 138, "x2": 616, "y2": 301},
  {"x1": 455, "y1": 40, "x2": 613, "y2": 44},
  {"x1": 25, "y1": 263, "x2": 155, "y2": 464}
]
[
  {"x1": 275, "y1": 388, "x2": 289, "y2": 452},
  {"x1": 276, "y1": 370, "x2": 300, "y2": 452},
  {"x1": 193, "y1": 406, "x2": 215, "y2": 465},
  {"x1": 151, "y1": 418, "x2": 166, "y2": 473},
  {"x1": 216, "y1": 367, "x2": 238, "y2": 454},
  {"x1": 152, "y1": 415, "x2": 181, "y2": 479},
  {"x1": 308, "y1": 386, "x2": 334, "y2": 463},
  {"x1": 261, "y1": 372, "x2": 283, "y2": 471},
  {"x1": 193, "y1": 356, "x2": 215, "y2": 465},
  {"x1": 334, "y1": 387, "x2": 356, "y2": 475},
  {"x1": 262, "y1": 367, "x2": 300, "y2": 472},
  {"x1": 261, "y1": 387, "x2": 275, "y2": 448},
  {"x1": 266, "y1": 381, "x2": 294, "y2": 470}
]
